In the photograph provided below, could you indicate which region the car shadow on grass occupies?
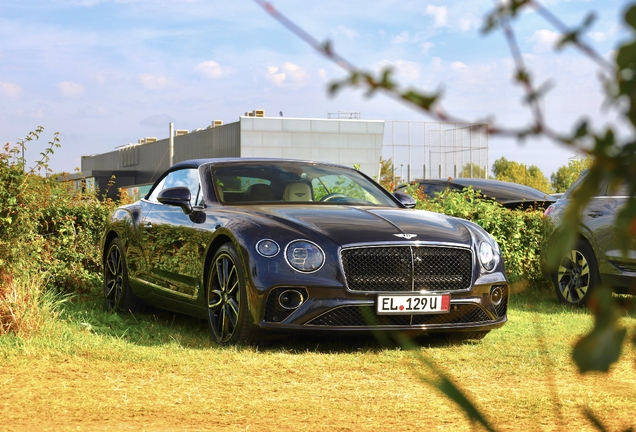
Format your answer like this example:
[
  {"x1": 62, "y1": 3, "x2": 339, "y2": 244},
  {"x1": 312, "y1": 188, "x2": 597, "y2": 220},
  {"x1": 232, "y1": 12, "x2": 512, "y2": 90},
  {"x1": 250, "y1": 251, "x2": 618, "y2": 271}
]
[
  {"x1": 62, "y1": 293, "x2": 483, "y2": 352},
  {"x1": 64, "y1": 289, "x2": 596, "y2": 353}
]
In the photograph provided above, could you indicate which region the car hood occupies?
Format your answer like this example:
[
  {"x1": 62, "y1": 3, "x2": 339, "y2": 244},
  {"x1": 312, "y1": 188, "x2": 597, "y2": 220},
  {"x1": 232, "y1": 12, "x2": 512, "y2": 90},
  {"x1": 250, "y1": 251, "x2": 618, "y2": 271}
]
[{"x1": 256, "y1": 206, "x2": 473, "y2": 247}]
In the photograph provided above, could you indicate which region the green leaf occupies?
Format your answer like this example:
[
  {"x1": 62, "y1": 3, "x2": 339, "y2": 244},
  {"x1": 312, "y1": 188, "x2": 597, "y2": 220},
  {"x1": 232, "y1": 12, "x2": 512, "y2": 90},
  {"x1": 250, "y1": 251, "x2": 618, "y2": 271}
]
[
  {"x1": 624, "y1": 5, "x2": 636, "y2": 31},
  {"x1": 572, "y1": 286, "x2": 626, "y2": 373},
  {"x1": 401, "y1": 90, "x2": 439, "y2": 111}
]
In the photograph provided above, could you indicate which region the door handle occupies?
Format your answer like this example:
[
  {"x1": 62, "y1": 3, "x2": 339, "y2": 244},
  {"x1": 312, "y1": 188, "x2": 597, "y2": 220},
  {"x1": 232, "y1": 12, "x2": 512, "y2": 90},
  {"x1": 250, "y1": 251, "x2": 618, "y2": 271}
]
[{"x1": 587, "y1": 211, "x2": 604, "y2": 218}]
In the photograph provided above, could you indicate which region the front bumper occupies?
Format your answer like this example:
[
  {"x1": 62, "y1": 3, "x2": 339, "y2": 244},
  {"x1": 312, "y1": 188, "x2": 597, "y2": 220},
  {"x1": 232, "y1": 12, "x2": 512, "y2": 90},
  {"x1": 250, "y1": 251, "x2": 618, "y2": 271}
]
[{"x1": 256, "y1": 281, "x2": 509, "y2": 335}]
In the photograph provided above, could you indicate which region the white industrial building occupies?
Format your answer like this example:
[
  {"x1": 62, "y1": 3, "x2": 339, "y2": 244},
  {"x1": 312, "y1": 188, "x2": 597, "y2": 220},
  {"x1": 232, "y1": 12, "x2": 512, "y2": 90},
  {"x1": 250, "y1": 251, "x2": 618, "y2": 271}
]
[{"x1": 61, "y1": 111, "x2": 487, "y2": 200}]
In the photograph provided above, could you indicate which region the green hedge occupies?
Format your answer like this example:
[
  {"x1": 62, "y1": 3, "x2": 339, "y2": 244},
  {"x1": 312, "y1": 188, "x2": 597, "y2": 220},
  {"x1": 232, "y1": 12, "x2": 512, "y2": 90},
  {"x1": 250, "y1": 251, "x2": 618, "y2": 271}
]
[
  {"x1": 0, "y1": 154, "x2": 118, "y2": 293},
  {"x1": 404, "y1": 184, "x2": 547, "y2": 284},
  {"x1": 1, "y1": 159, "x2": 546, "y2": 294}
]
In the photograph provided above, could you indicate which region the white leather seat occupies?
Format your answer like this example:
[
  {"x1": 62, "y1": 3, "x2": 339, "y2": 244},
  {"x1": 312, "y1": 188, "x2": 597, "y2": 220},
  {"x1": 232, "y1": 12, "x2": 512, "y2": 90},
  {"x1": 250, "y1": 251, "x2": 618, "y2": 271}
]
[{"x1": 283, "y1": 182, "x2": 312, "y2": 201}]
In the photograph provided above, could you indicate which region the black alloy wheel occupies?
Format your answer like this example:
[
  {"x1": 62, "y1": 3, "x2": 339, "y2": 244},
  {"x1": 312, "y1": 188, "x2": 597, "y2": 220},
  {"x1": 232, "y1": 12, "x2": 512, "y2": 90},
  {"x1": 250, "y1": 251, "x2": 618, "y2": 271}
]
[
  {"x1": 207, "y1": 243, "x2": 253, "y2": 345},
  {"x1": 554, "y1": 240, "x2": 600, "y2": 306},
  {"x1": 104, "y1": 237, "x2": 137, "y2": 312}
]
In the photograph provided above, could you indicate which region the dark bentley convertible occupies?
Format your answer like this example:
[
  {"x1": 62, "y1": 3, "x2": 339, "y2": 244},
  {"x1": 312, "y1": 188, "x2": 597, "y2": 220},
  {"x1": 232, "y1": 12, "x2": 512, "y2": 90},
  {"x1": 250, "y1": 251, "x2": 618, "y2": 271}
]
[{"x1": 102, "y1": 158, "x2": 509, "y2": 344}]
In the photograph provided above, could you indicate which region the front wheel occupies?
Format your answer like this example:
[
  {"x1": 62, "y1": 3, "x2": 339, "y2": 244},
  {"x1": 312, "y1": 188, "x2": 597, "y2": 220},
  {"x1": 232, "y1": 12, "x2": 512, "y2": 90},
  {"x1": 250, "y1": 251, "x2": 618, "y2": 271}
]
[
  {"x1": 553, "y1": 239, "x2": 600, "y2": 306},
  {"x1": 104, "y1": 237, "x2": 138, "y2": 312},
  {"x1": 206, "y1": 243, "x2": 254, "y2": 345}
]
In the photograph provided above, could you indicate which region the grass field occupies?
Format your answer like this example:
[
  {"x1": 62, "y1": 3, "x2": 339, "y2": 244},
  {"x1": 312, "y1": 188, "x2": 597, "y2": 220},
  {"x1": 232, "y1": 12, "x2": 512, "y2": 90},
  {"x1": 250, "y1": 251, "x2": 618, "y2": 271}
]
[{"x1": 1, "y1": 285, "x2": 635, "y2": 431}]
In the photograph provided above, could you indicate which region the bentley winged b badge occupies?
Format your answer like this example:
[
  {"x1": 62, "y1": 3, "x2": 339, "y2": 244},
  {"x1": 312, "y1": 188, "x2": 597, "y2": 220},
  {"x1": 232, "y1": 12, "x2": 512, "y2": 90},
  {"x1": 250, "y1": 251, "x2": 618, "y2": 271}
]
[{"x1": 394, "y1": 233, "x2": 418, "y2": 240}]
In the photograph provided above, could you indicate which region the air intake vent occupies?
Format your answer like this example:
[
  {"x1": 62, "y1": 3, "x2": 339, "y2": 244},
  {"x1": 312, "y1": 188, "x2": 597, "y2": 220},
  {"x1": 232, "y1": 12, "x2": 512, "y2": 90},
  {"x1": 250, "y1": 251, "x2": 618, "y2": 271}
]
[
  {"x1": 145, "y1": 137, "x2": 157, "y2": 144},
  {"x1": 253, "y1": 109, "x2": 265, "y2": 117},
  {"x1": 175, "y1": 129, "x2": 189, "y2": 136},
  {"x1": 213, "y1": 120, "x2": 223, "y2": 126}
]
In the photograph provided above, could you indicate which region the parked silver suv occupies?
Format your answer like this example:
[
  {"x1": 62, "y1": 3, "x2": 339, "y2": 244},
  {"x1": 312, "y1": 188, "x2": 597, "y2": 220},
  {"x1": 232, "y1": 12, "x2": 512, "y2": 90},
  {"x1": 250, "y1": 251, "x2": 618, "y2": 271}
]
[{"x1": 543, "y1": 171, "x2": 635, "y2": 305}]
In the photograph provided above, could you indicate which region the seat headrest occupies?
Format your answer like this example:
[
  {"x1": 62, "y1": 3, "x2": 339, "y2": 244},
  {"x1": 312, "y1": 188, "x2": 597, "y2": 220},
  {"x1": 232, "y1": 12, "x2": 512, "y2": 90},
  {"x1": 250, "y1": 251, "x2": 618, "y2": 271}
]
[
  {"x1": 245, "y1": 183, "x2": 274, "y2": 201},
  {"x1": 284, "y1": 182, "x2": 312, "y2": 201}
]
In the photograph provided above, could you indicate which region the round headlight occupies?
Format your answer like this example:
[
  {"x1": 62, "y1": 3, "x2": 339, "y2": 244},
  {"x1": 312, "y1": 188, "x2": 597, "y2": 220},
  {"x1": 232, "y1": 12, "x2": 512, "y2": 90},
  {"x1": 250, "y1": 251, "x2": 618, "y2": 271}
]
[
  {"x1": 256, "y1": 239, "x2": 280, "y2": 257},
  {"x1": 285, "y1": 240, "x2": 324, "y2": 272},
  {"x1": 479, "y1": 241, "x2": 496, "y2": 271}
]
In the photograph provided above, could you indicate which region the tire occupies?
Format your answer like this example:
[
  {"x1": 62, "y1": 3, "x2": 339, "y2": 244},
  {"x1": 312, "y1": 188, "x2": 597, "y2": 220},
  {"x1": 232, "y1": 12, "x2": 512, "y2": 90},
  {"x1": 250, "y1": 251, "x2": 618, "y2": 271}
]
[
  {"x1": 104, "y1": 237, "x2": 138, "y2": 312},
  {"x1": 206, "y1": 243, "x2": 254, "y2": 345},
  {"x1": 553, "y1": 239, "x2": 600, "y2": 306}
]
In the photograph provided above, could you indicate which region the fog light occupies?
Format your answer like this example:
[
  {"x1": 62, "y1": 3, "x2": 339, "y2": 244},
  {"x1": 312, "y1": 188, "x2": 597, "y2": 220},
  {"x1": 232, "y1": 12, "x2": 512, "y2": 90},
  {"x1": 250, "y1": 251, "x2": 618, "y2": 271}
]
[
  {"x1": 278, "y1": 289, "x2": 304, "y2": 310},
  {"x1": 256, "y1": 239, "x2": 280, "y2": 257},
  {"x1": 490, "y1": 286, "x2": 503, "y2": 306}
]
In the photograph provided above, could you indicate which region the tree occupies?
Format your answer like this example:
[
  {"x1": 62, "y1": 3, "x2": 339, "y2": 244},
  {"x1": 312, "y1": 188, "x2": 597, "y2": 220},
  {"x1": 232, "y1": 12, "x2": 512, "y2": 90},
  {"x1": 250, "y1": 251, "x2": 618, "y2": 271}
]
[
  {"x1": 458, "y1": 162, "x2": 488, "y2": 179},
  {"x1": 491, "y1": 157, "x2": 551, "y2": 192},
  {"x1": 550, "y1": 156, "x2": 594, "y2": 193},
  {"x1": 376, "y1": 156, "x2": 396, "y2": 190}
]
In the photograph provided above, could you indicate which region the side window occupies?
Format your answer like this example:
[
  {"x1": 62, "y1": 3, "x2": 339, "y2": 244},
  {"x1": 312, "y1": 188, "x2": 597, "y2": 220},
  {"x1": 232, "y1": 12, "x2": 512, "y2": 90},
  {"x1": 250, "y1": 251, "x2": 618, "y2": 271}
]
[
  {"x1": 607, "y1": 181, "x2": 629, "y2": 197},
  {"x1": 312, "y1": 179, "x2": 329, "y2": 201},
  {"x1": 424, "y1": 184, "x2": 446, "y2": 198},
  {"x1": 147, "y1": 168, "x2": 201, "y2": 206}
]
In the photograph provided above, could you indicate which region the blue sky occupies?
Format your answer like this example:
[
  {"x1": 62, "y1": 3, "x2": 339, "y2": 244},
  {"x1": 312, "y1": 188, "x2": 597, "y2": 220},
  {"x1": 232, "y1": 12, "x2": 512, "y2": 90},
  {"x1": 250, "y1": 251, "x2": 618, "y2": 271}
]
[{"x1": 0, "y1": 0, "x2": 628, "y2": 180}]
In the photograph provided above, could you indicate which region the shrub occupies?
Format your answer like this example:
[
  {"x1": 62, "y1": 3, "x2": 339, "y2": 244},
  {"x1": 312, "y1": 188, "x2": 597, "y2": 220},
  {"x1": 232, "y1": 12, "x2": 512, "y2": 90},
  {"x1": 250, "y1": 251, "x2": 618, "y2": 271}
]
[
  {"x1": 0, "y1": 129, "x2": 119, "y2": 296},
  {"x1": 404, "y1": 183, "x2": 547, "y2": 284}
]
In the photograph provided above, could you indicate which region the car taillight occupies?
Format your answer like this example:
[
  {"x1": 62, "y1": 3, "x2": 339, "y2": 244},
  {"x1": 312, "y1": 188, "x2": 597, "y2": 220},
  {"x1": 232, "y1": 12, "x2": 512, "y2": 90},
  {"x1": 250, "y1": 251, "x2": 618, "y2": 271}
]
[{"x1": 543, "y1": 205, "x2": 554, "y2": 217}]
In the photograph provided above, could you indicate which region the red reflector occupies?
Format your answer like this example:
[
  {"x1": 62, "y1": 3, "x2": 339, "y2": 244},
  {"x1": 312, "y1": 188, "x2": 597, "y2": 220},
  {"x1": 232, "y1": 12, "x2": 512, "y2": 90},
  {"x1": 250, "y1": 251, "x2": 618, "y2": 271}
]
[
  {"x1": 441, "y1": 294, "x2": 451, "y2": 311},
  {"x1": 543, "y1": 205, "x2": 554, "y2": 217}
]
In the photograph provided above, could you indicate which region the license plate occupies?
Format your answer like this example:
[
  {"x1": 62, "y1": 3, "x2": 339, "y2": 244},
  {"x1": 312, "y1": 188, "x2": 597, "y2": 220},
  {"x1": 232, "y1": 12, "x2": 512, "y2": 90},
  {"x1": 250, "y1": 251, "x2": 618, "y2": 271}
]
[{"x1": 376, "y1": 293, "x2": 451, "y2": 315}]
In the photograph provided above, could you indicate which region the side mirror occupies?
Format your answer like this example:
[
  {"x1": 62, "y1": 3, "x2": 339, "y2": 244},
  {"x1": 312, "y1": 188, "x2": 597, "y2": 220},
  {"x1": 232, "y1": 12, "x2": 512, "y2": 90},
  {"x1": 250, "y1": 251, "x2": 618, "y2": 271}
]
[
  {"x1": 394, "y1": 191, "x2": 416, "y2": 209},
  {"x1": 157, "y1": 187, "x2": 192, "y2": 214}
]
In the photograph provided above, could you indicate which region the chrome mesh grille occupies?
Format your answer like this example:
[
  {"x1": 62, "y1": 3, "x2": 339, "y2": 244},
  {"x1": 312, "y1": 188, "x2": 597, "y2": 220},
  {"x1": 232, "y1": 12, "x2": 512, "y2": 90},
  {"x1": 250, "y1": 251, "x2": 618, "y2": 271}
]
[
  {"x1": 306, "y1": 304, "x2": 491, "y2": 327},
  {"x1": 341, "y1": 246, "x2": 472, "y2": 292}
]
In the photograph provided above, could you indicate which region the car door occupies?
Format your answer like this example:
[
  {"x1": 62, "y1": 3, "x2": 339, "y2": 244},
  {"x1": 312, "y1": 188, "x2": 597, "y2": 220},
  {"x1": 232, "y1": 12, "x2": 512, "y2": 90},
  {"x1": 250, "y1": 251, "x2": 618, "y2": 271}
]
[
  {"x1": 585, "y1": 181, "x2": 636, "y2": 269},
  {"x1": 141, "y1": 168, "x2": 204, "y2": 299}
]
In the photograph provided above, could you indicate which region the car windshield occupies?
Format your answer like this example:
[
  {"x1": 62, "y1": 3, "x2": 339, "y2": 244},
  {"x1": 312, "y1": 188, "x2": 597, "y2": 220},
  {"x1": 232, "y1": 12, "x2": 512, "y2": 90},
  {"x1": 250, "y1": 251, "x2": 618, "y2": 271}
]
[{"x1": 211, "y1": 162, "x2": 398, "y2": 207}]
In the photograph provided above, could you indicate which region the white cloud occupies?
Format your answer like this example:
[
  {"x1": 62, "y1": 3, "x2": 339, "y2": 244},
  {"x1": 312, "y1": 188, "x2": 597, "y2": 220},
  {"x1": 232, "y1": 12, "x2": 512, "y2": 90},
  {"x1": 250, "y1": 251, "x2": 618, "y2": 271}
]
[
  {"x1": 139, "y1": 73, "x2": 170, "y2": 89},
  {"x1": 0, "y1": 82, "x2": 21, "y2": 98},
  {"x1": 589, "y1": 25, "x2": 619, "y2": 43},
  {"x1": 95, "y1": 72, "x2": 106, "y2": 85},
  {"x1": 195, "y1": 60, "x2": 225, "y2": 79},
  {"x1": 529, "y1": 29, "x2": 561, "y2": 53},
  {"x1": 421, "y1": 42, "x2": 435, "y2": 54},
  {"x1": 392, "y1": 31, "x2": 411, "y2": 44},
  {"x1": 431, "y1": 57, "x2": 444, "y2": 73},
  {"x1": 267, "y1": 66, "x2": 286, "y2": 86},
  {"x1": 332, "y1": 25, "x2": 359, "y2": 39},
  {"x1": 375, "y1": 59, "x2": 421, "y2": 81},
  {"x1": 425, "y1": 5, "x2": 448, "y2": 28},
  {"x1": 450, "y1": 61, "x2": 467, "y2": 71},
  {"x1": 58, "y1": 81, "x2": 85, "y2": 97},
  {"x1": 266, "y1": 62, "x2": 309, "y2": 87},
  {"x1": 458, "y1": 13, "x2": 480, "y2": 32}
]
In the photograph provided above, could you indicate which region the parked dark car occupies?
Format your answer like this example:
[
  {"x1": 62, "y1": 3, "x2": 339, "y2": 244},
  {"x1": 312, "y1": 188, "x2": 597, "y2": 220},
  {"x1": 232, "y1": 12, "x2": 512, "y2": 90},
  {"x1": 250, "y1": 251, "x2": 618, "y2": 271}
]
[
  {"x1": 102, "y1": 158, "x2": 509, "y2": 345},
  {"x1": 543, "y1": 171, "x2": 635, "y2": 305},
  {"x1": 396, "y1": 178, "x2": 556, "y2": 210}
]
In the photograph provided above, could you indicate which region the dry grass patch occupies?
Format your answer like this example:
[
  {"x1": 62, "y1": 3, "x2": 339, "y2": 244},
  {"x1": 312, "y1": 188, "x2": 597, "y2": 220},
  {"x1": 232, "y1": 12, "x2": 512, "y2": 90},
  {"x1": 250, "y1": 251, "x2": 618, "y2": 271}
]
[{"x1": 0, "y1": 289, "x2": 635, "y2": 431}]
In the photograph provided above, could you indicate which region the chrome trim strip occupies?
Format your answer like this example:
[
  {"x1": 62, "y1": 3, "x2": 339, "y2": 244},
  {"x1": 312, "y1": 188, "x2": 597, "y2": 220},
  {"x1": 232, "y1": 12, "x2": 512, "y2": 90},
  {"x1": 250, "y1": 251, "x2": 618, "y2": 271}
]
[
  {"x1": 304, "y1": 299, "x2": 495, "y2": 328},
  {"x1": 130, "y1": 276, "x2": 197, "y2": 299}
]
